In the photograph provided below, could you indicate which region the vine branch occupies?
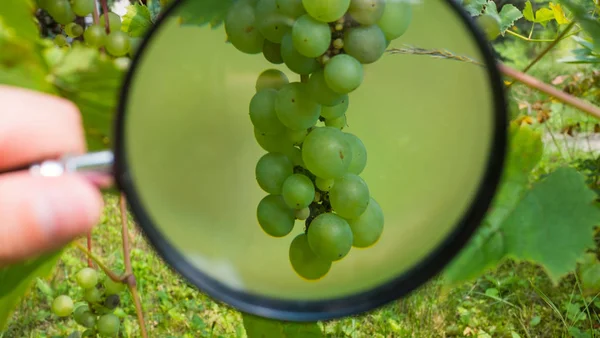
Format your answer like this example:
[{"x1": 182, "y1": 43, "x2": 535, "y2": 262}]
[
  {"x1": 74, "y1": 242, "x2": 121, "y2": 282},
  {"x1": 499, "y1": 63, "x2": 600, "y2": 120},
  {"x1": 101, "y1": 0, "x2": 111, "y2": 34},
  {"x1": 120, "y1": 193, "x2": 148, "y2": 338}
]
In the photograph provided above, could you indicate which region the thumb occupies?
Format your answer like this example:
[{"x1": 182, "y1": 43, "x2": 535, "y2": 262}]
[{"x1": 0, "y1": 172, "x2": 103, "y2": 266}]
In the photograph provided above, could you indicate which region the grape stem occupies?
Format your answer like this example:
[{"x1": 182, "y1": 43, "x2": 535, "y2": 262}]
[
  {"x1": 120, "y1": 193, "x2": 148, "y2": 338},
  {"x1": 301, "y1": 75, "x2": 309, "y2": 83},
  {"x1": 86, "y1": 232, "x2": 94, "y2": 268},
  {"x1": 100, "y1": 0, "x2": 111, "y2": 34},
  {"x1": 92, "y1": 0, "x2": 100, "y2": 25},
  {"x1": 74, "y1": 242, "x2": 121, "y2": 282}
]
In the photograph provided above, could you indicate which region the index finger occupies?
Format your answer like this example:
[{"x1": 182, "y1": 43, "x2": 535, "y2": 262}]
[{"x1": 0, "y1": 85, "x2": 87, "y2": 170}]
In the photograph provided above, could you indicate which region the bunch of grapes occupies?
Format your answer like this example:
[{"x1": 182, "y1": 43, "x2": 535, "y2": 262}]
[
  {"x1": 50, "y1": 267, "x2": 127, "y2": 337},
  {"x1": 36, "y1": 0, "x2": 135, "y2": 57},
  {"x1": 224, "y1": 0, "x2": 411, "y2": 280}
]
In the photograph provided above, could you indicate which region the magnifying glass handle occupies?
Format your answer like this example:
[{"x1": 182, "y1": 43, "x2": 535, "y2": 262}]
[{"x1": 2, "y1": 151, "x2": 117, "y2": 192}]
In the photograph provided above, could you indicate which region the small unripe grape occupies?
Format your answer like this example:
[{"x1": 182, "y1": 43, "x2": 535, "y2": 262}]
[
  {"x1": 76, "y1": 267, "x2": 98, "y2": 289},
  {"x1": 65, "y1": 23, "x2": 84, "y2": 38},
  {"x1": 84, "y1": 287, "x2": 104, "y2": 304},
  {"x1": 54, "y1": 35, "x2": 68, "y2": 47},
  {"x1": 104, "y1": 278, "x2": 126, "y2": 295},
  {"x1": 51, "y1": 295, "x2": 74, "y2": 317},
  {"x1": 84, "y1": 25, "x2": 107, "y2": 48},
  {"x1": 97, "y1": 314, "x2": 120, "y2": 337},
  {"x1": 105, "y1": 31, "x2": 130, "y2": 57}
]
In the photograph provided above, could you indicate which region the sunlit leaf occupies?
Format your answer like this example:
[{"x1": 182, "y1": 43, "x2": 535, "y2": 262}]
[{"x1": 549, "y1": 2, "x2": 570, "y2": 24}]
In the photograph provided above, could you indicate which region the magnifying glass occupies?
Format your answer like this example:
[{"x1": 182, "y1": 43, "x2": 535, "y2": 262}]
[{"x1": 4, "y1": 0, "x2": 506, "y2": 322}]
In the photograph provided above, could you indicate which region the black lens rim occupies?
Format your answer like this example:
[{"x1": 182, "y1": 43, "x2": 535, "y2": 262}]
[{"x1": 113, "y1": 0, "x2": 507, "y2": 322}]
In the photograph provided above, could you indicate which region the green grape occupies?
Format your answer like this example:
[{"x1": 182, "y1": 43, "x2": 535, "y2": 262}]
[
  {"x1": 225, "y1": 0, "x2": 265, "y2": 54},
  {"x1": 343, "y1": 25, "x2": 387, "y2": 64},
  {"x1": 104, "y1": 278, "x2": 126, "y2": 295},
  {"x1": 282, "y1": 174, "x2": 315, "y2": 209},
  {"x1": 286, "y1": 146, "x2": 305, "y2": 167},
  {"x1": 324, "y1": 54, "x2": 363, "y2": 94},
  {"x1": 97, "y1": 314, "x2": 120, "y2": 337},
  {"x1": 286, "y1": 128, "x2": 308, "y2": 145},
  {"x1": 65, "y1": 23, "x2": 84, "y2": 38},
  {"x1": 348, "y1": 0, "x2": 385, "y2": 25},
  {"x1": 71, "y1": 0, "x2": 95, "y2": 16},
  {"x1": 54, "y1": 35, "x2": 68, "y2": 47},
  {"x1": 280, "y1": 33, "x2": 320, "y2": 75},
  {"x1": 275, "y1": 82, "x2": 321, "y2": 131},
  {"x1": 76, "y1": 311, "x2": 97, "y2": 328},
  {"x1": 250, "y1": 88, "x2": 287, "y2": 134},
  {"x1": 315, "y1": 177, "x2": 334, "y2": 191},
  {"x1": 76, "y1": 267, "x2": 98, "y2": 289},
  {"x1": 329, "y1": 173, "x2": 370, "y2": 219},
  {"x1": 73, "y1": 305, "x2": 89, "y2": 322},
  {"x1": 105, "y1": 31, "x2": 130, "y2": 57},
  {"x1": 257, "y1": 195, "x2": 296, "y2": 237},
  {"x1": 256, "y1": 69, "x2": 289, "y2": 92},
  {"x1": 277, "y1": 0, "x2": 306, "y2": 18},
  {"x1": 255, "y1": 152, "x2": 294, "y2": 194},
  {"x1": 84, "y1": 287, "x2": 104, "y2": 304},
  {"x1": 295, "y1": 207, "x2": 310, "y2": 220},
  {"x1": 37, "y1": 0, "x2": 49, "y2": 10},
  {"x1": 307, "y1": 213, "x2": 353, "y2": 261},
  {"x1": 377, "y1": 0, "x2": 412, "y2": 41},
  {"x1": 289, "y1": 233, "x2": 332, "y2": 279},
  {"x1": 254, "y1": 128, "x2": 294, "y2": 153},
  {"x1": 344, "y1": 132, "x2": 367, "y2": 174},
  {"x1": 476, "y1": 14, "x2": 501, "y2": 41},
  {"x1": 82, "y1": 329, "x2": 96, "y2": 337},
  {"x1": 320, "y1": 96, "x2": 349, "y2": 118},
  {"x1": 302, "y1": 0, "x2": 351, "y2": 22},
  {"x1": 307, "y1": 70, "x2": 346, "y2": 106},
  {"x1": 333, "y1": 38, "x2": 344, "y2": 50},
  {"x1": 99, "y1": 12, "x2": 122, "y2": 33},
  {"x1": 347, "y1": 197, "x2": 384, "y2": 248},
  {"x1": 84, "y1": 25, "x2": 107, "y2": 48},
  {"x1": 302, "y1": 126, "x2": 352, "y2": 179},
  {"x1": 263, "y1": 40, "x2": 284, "y2": 64},
  {"x1": 256, "y1": 0, "x2": 294, "y2": 43},
  {"x1": 46, "y1": 0, "x2": 76, "y2": 24},
  {"x1": 51, "y1": 295, "x2": 74, "y2": 317},
  {"x1": 292, "y1": 14, "x2": 331, "y2": 58},
  {"x1": 325, "y1": 114, "x2": 346, "y2": 129}
]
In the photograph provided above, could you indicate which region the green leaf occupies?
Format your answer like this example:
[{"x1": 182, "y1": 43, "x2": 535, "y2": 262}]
[
  {"x1": 464, "y1": 0, "x2": 488, "y2": 16},
  {"x1": 242, "y1": 313, "x2": 323, "y2": 338},
  {"x1": 0, "y1": 251, "x2": 62, "y2": 331},
  {"x1": 534, "y1": 8, "x2": 556, "y2": 26},
  {"x1": 498, "y1": 4, "x2": 524, "y2": 33},
  {"x1": 122, "y1": 4, "x2": 153, "y2": 38},
  {"x1": 523, "y1": 1, "x2": 535, "y2": 21},
  {"x1": 549, "y1": 2, "x2": 570, "y2": 24},
  {"x1": 503, "y1": 167, "x2": 600, "y2": 283},
  {"x1": 483, "y1": 1, "x2": 502, "y2": 23},
  {"x1": 578, "y1": 253, "x2": 600, "y2": 295},
  {"x1": 560, "y1": 0, "x2": 600, "y2": 51},
  {"x1": 444, "y1": 123, "x2": 544, "y2": 285},
  {"x1": 178, "y1": 0, "x2": 235, "y2": 28},
  {"x1": 49, "y1": 45, "x2": 125, "y2": 151}
]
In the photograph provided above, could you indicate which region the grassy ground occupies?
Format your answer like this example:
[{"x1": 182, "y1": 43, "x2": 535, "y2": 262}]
[{"x1": 4, "y1": 181, "x2": 600, "y2": 338}]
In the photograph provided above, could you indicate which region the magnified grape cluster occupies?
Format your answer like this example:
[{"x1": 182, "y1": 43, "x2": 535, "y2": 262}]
[
  {"x1": 224, "y1": 0, "x2": 411, "y2": 280},
  {"x1": 37, "y1": 0, "x2": 137, "y2": 57},
  {"x1": 50, "y1": 268, "x2": 126, "y2": 337}
]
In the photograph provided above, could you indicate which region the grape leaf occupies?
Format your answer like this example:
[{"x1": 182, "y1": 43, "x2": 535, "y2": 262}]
[
  {"x1": 522, "y1": 1, "x2": 555, "y2": 26},
  {"x1": 242, "y1": 313, "x2": 323, "y2": 338},
  {"x1": 549, "y1": 2, "x2": 570, "y2": 24},
  {"x1": 178, "y1": 0, "x2": 235, "y2": 28},
  {"x1": 146, "y1": 0, "x2": 162, "y2": 22},
  {"x1": 482, "y1": 2, "x2": 523, "y2": 34},
  {"x1": 49, "y1": 45, "x2": 125, "y2": 151},
  {"x1": 0, "y1": 251, "x2": 62, "y2": 331},
  {"x1": 577, "y1": 253, "x2": 600, "y2": 296},
  {"x1": 444, "y1": 123, "x2": 544, "y2": 284},
  {"x1": 503, "y1": 167, "x2": 600, "y2": 283},
  {"x1": 122, "y1": 4, "x2": 153, "y2": 37},
  {"x1": 0, "y1": 0, "x2": 38, "y2": 43},
  {"x1": 559, "y1": 0, "x2": 600, "y2": 51},
  {"x1": 498, "y1": 4, "x2": 524, "y2": 33},
  {"x1": 523, "y1": 1, "x2": 535, "y2": 21},
  {"x1": 464, "y1": 0, "x2": 488, "y2": 16}
]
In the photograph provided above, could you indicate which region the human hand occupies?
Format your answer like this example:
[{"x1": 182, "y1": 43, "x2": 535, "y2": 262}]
[{"x1": 0, "y1": 85, "x2": 104, "y2": 266}]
